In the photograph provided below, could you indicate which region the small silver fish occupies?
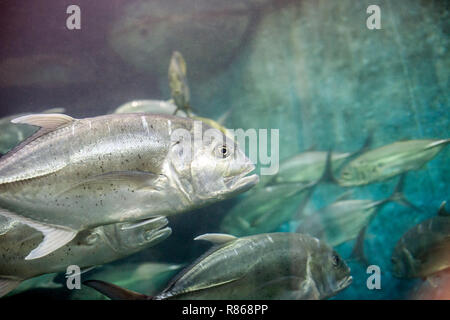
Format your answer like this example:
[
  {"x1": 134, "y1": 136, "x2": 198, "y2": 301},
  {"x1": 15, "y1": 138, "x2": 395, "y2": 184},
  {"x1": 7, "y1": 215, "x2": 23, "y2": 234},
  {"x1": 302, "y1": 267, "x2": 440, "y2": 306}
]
[
  {"x1": 268, "y1": 151, "x2": 351, "y2": 186},
  {"x1": 85, "y1": 233, "x2": 352, "y2": 300},
  {"x1": 0, "y1": 215, "x2": 171, "y2": 297},
  {"x1": 392, "y1": 202, "x2": 450, "y2": 279},
  {"x1": 337, "y1": 139, "x2": 450, "y2": 186}
]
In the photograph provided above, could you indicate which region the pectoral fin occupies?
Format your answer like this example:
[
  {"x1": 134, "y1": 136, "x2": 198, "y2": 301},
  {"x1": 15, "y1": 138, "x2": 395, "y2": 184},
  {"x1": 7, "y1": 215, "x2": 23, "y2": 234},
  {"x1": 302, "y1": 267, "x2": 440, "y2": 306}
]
[
  {"x1": 0, "y1": 208, "x2": 76, "y2": 260},
  {"x1": 0, "y1": 278, "x2": 22, "y2": 298}
]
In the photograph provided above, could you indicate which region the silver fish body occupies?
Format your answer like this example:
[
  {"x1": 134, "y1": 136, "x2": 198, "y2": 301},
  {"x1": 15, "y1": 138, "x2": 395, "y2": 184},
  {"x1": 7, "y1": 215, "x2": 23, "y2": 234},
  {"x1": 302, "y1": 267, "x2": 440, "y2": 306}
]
[
  {"x1": 338, "y1": 139, "x2": 450, "y2": 186},
  {"x1": 0, "y1": 113, "x2": 257, "y2": 229},
  {"x1": 0, "y1": 215, "x2": 171, "y2": 297}
]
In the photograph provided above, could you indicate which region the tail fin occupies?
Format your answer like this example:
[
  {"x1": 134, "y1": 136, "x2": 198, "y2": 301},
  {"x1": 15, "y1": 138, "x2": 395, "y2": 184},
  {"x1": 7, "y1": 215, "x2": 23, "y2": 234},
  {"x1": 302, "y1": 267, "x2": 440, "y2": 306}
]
[
  {"x1": 83, "y1": 280, "x2": 149, "y2": 300},
  {"x1": 349, "y1": 226, "x2": 369, "y2": 267},
  {"x1": 386, "y1": 174, "x2": 422, "y2": 211},
  {"x1": 318, "y1": 149, "x2": 339, "y2": 185},
  {"x1": 292, "y1": 151, "x2": 336, "y2": 220}
]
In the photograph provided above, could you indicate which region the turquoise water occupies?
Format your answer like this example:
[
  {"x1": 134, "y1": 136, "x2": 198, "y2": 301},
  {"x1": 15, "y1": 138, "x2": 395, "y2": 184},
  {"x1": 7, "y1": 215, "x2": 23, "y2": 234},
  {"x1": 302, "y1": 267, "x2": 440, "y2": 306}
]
[{"x1": 0, "y1": 0, "x2": 448, "y2": 300}]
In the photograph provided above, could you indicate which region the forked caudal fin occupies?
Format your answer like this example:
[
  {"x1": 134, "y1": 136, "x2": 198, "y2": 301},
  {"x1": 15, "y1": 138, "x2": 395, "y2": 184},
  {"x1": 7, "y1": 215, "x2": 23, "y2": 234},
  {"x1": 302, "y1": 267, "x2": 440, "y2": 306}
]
[
  {"x1": 0, "y1": 208, "x2": 76, "y2": 260},
  {"x1": 386, "y1": 174, "x2": 422, "y2": 211},
  {"x1": 349, "y1": 226, "x2": 369, "y2": 267},
  {"x1": 83, "y1": 280, "x2": 149, "y2": 300}
]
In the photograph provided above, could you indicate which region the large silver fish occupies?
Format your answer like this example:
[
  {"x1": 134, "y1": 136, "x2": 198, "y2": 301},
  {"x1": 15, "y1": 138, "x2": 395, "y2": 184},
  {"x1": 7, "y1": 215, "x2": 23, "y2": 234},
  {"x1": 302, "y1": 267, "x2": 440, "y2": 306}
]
[
  {"x1": 85, "y1": 233, "x2": 352, "y2": 300},
  {"x1": 0, "y1": 113, "x2": 258, "y2": 260},
  {"x1": 0, "y1": 215, "x2": 171, "y2": 298},
  {"x1": 220, "y1": 183, "x2": 315, "y2": 237},
  {"x1": 391, "y1": 202, "x2": 450, "y2": 279},
  {"x1": 337, "y1": 139, "x2": 450, "y2": 186}
]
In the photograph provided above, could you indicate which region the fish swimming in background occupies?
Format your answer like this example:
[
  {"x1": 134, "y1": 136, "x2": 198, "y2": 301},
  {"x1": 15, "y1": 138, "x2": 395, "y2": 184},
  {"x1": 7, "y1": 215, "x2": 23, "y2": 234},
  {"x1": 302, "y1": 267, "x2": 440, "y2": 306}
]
[
  {"x1": 267, "y1": 151, "x2": 351, "y2": 186},
  {"x1": 391, "y1": 201, "x2": 450, "y2": 279},
  {"x1": 168, "y1": 51, "x2": 191, "y2": 116},
  {"x1": 113, "y1": 100, "x2": 233, "y2": 139},
  {"x1": 0, "y1": 108, "x2": 65, "y2": 154},
  {"x1": 85, "y1": 233, "x2": 352, "y2": 300},
  {"x1": 296, "y1": 175, "x2": 418, "y2": 264},
  {"x1": 336, "y1": 139, "x2": 450, "y2": 187},
  {"x1": 0, "y1": 113, "x2": 258, "y2": 260},
  {"x1": 113, "y1": 100, "x2": 189, "y2": 117},
  {"x1": 115, "y1": 51, "x2": 233, "y2": 138},
  {"x1": 220, "y1": 182, "x2": 315, "y2": 237},
  {"x1": 265, "y1": 134, "x2": 372, "y2": 186},
  {"x1": 0, "y1": 215, "x2": 171, "y2": 298}
]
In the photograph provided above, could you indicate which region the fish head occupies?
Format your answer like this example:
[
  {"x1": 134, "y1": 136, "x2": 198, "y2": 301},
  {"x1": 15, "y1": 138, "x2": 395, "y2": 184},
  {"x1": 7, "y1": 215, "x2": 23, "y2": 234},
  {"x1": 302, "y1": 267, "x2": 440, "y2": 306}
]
[
  {"x1": 85, "y1": 217, "x2": 171, "y2": 255},
  {"x1": 338, "y1": 165, "x2": 358, "y2": 185},
  {"x1": 169, "y1": 124, "x2": 259, "y2": 203},
  {"x1": 308, "y1": 239, "x2": 352, "y2": 298},
  {"x1": 391, "y1": 245, "x2": 418, "y2": 278}
]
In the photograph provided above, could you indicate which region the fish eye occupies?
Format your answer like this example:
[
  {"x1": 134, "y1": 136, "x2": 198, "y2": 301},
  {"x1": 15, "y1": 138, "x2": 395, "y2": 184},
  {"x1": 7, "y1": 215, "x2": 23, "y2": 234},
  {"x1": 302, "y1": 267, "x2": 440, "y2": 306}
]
[
  {"x1": 215, "y1": 145, "x2": 230, "y2": 159},
  {"x1": 332, "y1": 254, "x2": 340, "y2": 267}
]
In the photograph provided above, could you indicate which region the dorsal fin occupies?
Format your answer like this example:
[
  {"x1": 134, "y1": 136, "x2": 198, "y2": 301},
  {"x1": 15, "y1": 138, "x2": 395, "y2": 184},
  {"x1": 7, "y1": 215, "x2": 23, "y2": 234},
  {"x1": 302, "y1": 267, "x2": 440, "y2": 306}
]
[
  {"x1": 194, "y1": 233, "x2": 237, "y2": 245},
  {"x1": 11, "y1": 113, "x2": 75, "y2": 130},
  {"x1": 0, "y1": 114, "x2": 76, "y2": 176},
  {"x1": 438, "y1": 201, "x2": 449, "y2": 217}
]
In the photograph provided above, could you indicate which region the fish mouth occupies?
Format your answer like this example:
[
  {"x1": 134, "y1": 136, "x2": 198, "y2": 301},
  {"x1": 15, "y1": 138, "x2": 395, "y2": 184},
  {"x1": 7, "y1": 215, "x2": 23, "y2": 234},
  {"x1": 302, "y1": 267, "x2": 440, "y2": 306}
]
[
  {"x1": 142, "y1": 226, "x2": 172, "y2": 246},
  {"x1": 338, "y1": 276, "x2": 353, "y2": 290},
  {"x1": 118, "y1": 216, "x2": 172, "y2": 249},
  {"x1": 224, "y1": 165, "x2": 259, "y2": 194}
]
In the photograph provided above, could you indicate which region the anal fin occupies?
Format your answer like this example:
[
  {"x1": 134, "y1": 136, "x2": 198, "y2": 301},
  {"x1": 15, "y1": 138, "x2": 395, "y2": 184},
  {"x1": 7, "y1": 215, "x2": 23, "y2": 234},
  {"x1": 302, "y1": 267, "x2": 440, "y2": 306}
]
[{"x1": 0, "y1": 208, "x2": 76, "y2": 260}]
